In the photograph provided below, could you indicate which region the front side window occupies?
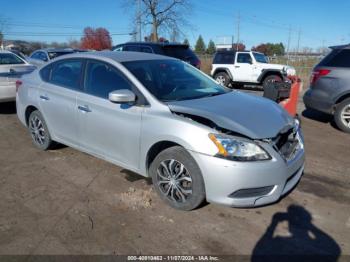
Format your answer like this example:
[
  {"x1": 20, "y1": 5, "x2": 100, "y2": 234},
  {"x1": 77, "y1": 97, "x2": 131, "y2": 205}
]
[
  {"x1": 0, "y1": 53, "x2": 25, "y2": 65},
  {"x1": 50, "y1": 60, "x2": 83, "y2": 90},
  {"x1": 237, "y1": 53, "x2": 252, "y2": 64},
  {"x1": 253, "y1": 52, "x2": 269, "y2": 63},
  {"x1": 123, "y1": 59, "x2": 229, "y2": 102},
  {"x1": 84, "y1": 60, "x2": 133, "y2": 99}
]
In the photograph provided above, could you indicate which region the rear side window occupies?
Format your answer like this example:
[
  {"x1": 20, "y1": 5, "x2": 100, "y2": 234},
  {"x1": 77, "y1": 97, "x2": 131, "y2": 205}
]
[
  {"x1": 162, "y1": 46, "x2": 196, "y2": 60},
  {"x1": 50, "y1": 60, "x2": 83, "y2": 90},
  {"x1": 84, "y1": 60, "x2": 133, "y2": 99},
  {"x1": 124, "y1": 45, "x2": 141, "y2": 52},
  {"x1": 0, "y1": 53, "x2": 25, "y2": 65},
  {"x1": 319, "y1": 49, "x2": 350, "y2": 68},
  {"x1": 213, "y1": 53, "x2": 235, "y2": 64},
  {"x1": 140, "y1": 46, "x2": 153, "y2": 53}
]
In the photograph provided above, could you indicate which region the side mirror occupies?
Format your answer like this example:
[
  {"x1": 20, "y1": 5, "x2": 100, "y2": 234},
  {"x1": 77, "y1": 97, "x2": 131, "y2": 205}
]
[{"x1": 109, "y1": 89, "x2": 136, "y2": 104}]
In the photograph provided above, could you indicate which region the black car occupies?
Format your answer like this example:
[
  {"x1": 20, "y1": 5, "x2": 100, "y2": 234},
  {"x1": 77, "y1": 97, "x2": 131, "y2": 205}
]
[{"x1": 112, "y1": 42, "x2": 201, "y2": 69}]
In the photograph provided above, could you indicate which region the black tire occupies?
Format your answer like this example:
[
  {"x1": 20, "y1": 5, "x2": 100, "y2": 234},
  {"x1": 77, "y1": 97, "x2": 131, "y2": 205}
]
[
  {"x1": 214, "y1": 72, "x2": 231, "y2": 87},
  {"x1": 262, "y1": 75, "x2": 282, "y2": 89},
  {"x1": 149, "y1": 146, "x2": 206, "y2": 211},
  {"x1": 334, "y1": 98, "x2": 350, "y2": 133},
  {"x1": 28, "y1": 110, "x2": 54, "y2": 150}
]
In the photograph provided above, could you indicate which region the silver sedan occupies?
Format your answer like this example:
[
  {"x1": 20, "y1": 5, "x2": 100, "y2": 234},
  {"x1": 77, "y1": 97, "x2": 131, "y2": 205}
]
[
  {"x1": 0, "y1": 50, "x2": 35, "y2": 102},
  {"x1": 16, "y1": 51, "x2": 305, "y2": 210}
]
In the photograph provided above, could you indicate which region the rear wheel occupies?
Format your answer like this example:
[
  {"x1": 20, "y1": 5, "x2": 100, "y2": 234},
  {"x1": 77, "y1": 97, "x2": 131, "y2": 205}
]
[
  {"x1": 334, "y1": 98, "x2": 350, "y2": 133},
  {"x1": 149, "y1": 146, "x2": 206, "y2": 211},
  {"x1": 262, "y1": 75, "x2": 282, "y2": 89},
  {"x1": 214, "y1": 72, "x2": 231, "y2": 87},
  {"x1": 28, "y1": 110, "x2": 54, "y2": 150}
]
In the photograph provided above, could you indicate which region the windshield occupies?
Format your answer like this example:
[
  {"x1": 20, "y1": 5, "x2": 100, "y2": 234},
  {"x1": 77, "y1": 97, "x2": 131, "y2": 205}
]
[
  {"x1": 123, "y1": 60, "x2": 229, "y2": 102},
  {"x1": 253, "y1": 52, "x2": 269, "y2": 63},
  {"x1": 0, "y1": 53, "x2": 25, "y2": 65}
]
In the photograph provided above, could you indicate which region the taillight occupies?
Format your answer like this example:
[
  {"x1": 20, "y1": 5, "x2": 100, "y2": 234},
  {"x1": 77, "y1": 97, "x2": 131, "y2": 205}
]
[
  {"x1": 310, "y1": 69, "x2": 331, "y2": 85},
  {"x1": 16, "y1": 80, "x2": 23, "y2": 92}
]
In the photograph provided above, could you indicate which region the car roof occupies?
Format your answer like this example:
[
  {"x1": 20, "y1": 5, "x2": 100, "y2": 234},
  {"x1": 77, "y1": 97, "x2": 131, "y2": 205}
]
[
  {"x1": 215, "y1": 50, "x2": 251, "y2": 54},
  {"x1": 55, "y1": 51, "x2": 177, "y2": 63},
  {"x1": 329, "y1": 44, "x2": 350, "y2": 50},
  {"x1": 114, "y1": 42, "x2": 189, "y2": 48},
  {"x1": 35, "y1": 48, "x2": 76, "y2": 53}
]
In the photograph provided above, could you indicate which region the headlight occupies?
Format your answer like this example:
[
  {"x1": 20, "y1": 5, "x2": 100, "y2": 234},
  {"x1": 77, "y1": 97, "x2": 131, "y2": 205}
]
[{"x1": 209, "y1": 134, "x2": 271, "y2": 161}]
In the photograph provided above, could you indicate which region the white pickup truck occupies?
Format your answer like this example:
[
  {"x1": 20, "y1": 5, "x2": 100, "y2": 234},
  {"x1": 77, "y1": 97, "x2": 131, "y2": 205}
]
[{"x1": 211, "y1": 50, "x2": 296, "y2": 88}]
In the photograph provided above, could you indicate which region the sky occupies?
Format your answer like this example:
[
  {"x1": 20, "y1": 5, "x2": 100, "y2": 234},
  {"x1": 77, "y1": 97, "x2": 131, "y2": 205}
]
[{"x1": 1, "y1": 0, "x2": 349, "y2": 50}]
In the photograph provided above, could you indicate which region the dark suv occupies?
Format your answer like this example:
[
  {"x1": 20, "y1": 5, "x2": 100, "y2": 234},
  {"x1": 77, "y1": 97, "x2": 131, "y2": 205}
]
[
  {"x1": 112, "y1": 42, "x2": 201, "y2": 69},
  {"x1": 304, "y1": 44, "x2": 350, "y2": 133}
]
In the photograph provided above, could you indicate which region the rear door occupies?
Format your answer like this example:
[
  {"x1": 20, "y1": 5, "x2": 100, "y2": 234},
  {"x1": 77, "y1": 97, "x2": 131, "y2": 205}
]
[
  {"x1": 38, "y1": 59, "x2": 83, "y2": 146},
  {"x1": 233, "y1": 52, "x2": 255, "y2": 82},
  {"x1": 77, "y1": 59, "x2": 143, "y2": 169}
]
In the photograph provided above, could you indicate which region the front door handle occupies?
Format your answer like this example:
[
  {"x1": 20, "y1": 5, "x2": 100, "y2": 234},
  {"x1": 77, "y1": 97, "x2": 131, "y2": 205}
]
[
  {"x1": 40, "y1": 95, "x2": 49, "y2": 101},
  {"x1": 235, "y1": 66, "x2": 240, "y2": 68},
  {"x1": 78, "y1": 105, "x2": 91, "y2": 113}
]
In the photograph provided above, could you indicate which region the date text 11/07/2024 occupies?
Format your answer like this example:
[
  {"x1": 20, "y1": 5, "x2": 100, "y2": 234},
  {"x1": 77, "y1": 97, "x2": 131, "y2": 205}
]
[{"x1": 127, "y1": 256, "x2": 220, "y2": 261}]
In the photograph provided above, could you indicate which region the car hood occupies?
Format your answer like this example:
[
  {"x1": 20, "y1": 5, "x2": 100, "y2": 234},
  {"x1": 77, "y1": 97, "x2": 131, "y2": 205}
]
[{"x1": 167, "y1": 91, "x2": 295, "y2": 139}]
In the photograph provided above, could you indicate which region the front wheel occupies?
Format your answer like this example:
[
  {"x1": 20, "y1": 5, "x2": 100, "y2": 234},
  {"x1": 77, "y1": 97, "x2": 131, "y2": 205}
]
[
  {"x1": 214, "y1": 72, "x2": 231, "y2": 87},
  {"x1": 28, "y1": 110, "x2": 54, "y2": 150},
  {"x1": 334, "y1": 98, "x2": 350, "y2": 133},
  {"x1": 149, "y1": 146, "x2": 206, "y2": 211}
]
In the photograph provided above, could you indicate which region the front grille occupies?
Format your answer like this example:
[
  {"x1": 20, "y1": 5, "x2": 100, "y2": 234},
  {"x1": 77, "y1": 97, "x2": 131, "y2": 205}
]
[{"x1": 272, "y1": 128, "x2": 302, "y2": 161}]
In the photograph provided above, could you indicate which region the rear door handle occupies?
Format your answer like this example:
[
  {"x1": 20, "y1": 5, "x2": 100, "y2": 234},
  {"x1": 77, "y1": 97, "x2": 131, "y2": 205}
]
[
  {"x1": 78, "y1": 105, "x2": 91, "y2": 113},
  {"x1": 235, "y1": 66, "x2": 240, "y2": 68},
  {"x1": 40, "y1": 95, "x2": 49, "y2": 101}
]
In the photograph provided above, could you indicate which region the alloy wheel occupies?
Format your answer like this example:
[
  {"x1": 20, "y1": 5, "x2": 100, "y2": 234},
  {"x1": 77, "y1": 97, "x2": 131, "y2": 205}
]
[
  {"x1": 29, "y1": 115, "x2": 46, "y2": 145},
  {"x1": 341, "y1": 104, "x2": 350, "y2": 128},
  {"x1": 216, "y1": 75, "x2": 226, "y2": 86},
  {"x1": 156, "y1": 159, "x2": 193, "y2": 203}
]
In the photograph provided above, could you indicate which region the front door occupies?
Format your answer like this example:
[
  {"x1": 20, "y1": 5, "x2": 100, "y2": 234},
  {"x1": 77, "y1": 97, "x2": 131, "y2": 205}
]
[
  {"x1": 77, "y1": 59, "x2": 143, "y2": 169},
  {"x1": 233, "y1": 52, "x2": 255, "y2": 82}
]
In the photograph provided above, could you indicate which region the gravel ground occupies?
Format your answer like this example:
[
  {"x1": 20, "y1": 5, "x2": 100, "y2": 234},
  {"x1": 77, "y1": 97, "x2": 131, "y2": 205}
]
[{"x1": 0, "y1": 95, "x2": 349, "y2": 259}]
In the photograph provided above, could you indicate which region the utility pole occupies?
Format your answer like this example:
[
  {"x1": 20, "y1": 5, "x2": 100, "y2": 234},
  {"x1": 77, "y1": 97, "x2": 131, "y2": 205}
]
[
  {"x1": 286, "y1": 25, "x2": 292, "y2": 64},
  {"x1": 236, "y1": 11, "x2": 240, "y2": 51},
  {"x1": 296, "y1": 28, "x2": 301, "y2": 60},
  {"x1": 137, "y1": 0, "x2": 142, "y2": 41}
]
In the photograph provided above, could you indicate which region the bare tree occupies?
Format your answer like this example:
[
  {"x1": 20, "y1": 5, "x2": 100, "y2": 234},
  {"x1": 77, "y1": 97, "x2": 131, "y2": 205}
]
[{"x1": 124, "y1": 0, "x2": 191, "y2": 42}]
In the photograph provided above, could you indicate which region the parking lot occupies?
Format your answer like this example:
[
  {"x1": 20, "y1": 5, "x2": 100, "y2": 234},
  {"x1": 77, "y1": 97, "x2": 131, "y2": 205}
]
[{"x1": 0, "y1": 95, "x2": 349, "y2": 257}]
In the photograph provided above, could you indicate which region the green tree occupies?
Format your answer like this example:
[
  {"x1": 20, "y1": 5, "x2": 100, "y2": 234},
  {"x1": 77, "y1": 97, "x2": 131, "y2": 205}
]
[
  {"x1": 252, "y1": 42, "x2": 285, "y2": 56},
  {"x1": 195, "y1": 35, "x2": 206, "y2": 54},
  {"x1": 206, "y1": 39, "x2": 216, "y2": 55}
]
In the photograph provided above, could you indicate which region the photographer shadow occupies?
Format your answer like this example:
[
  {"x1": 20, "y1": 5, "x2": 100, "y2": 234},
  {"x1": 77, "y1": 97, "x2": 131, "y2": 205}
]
[{"x1": 252, "y1": 205, "x2": 341, "y2": 261}]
